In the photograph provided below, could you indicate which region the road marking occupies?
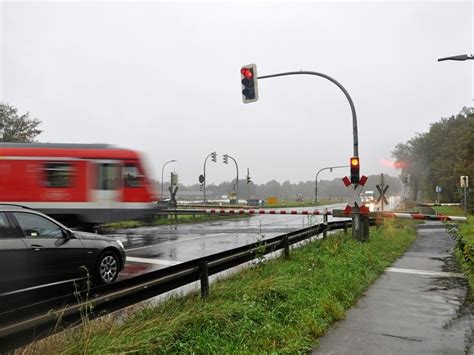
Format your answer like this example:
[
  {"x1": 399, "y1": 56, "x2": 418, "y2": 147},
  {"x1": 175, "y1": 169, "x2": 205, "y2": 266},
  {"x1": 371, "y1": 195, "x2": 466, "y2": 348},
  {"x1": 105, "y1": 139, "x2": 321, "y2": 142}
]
[
  {"x1": 386, "y1": 267, "x2": 465, "y2": 278},
  {"x1": 127, "y1": 256, "x2": 181, "y2": 266}
]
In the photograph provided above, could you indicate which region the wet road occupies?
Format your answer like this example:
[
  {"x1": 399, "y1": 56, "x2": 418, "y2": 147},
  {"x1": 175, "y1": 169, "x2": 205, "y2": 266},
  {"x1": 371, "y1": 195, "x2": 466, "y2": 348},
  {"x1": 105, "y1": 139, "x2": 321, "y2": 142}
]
[{"x1": 107, "y1": 203, "x2": 347, "y2": 280}]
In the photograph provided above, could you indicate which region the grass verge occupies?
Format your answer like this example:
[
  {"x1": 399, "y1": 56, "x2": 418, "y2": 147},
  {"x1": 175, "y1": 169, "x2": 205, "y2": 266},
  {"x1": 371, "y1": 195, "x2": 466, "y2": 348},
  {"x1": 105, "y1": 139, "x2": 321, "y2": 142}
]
[
  {"x1": 29, "y1": 221, "x2": 416, "y2": 354},
  {"x1": 434, "y1": 206, "x2": 473, "y2": 299}
]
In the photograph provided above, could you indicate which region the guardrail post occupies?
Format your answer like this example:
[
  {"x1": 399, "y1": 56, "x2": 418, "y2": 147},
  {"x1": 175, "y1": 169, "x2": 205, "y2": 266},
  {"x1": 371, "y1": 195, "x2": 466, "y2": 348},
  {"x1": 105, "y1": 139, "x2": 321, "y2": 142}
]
[
  {"x1": 323, "y1": 209, "x2": 328, "y2": 239},
  {"x1": 283, "y1": 234, "x2": 290, "y2": 259},
  {"x1": 199, "y1": 260, "x2": 209, "y2": 299},
  {"x1": 343, "y1": 222, "x2": 348, "y2": 234},
  {"x1": 361, "y1": 215, "x2": 370, "y2": 242}
]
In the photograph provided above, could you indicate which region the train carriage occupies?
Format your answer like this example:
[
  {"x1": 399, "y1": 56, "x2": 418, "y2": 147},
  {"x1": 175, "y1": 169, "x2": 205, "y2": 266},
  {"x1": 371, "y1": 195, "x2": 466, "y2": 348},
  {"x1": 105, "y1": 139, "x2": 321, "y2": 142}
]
[{"x1": 0, "y1": 143, "x2": 156, "y2": 226}]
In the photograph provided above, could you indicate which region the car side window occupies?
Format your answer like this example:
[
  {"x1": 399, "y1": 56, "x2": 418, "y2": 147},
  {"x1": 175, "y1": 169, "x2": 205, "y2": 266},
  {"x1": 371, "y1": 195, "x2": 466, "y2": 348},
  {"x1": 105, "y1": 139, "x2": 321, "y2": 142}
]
[
  {"x1": 13, "y1": 212, "x2": 64, "y2": 238},
  {"x1": 0, "y1": 213, "x2": 16, "y2": 238}
]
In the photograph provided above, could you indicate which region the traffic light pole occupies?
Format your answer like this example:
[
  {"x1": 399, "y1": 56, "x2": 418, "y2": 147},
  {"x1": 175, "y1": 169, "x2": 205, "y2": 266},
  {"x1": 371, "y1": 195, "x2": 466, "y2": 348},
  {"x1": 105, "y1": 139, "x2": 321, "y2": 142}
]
[
  {"x1": 257, "y1": 70, "x2": 364, "y2": 241},
  {"x1": 226, "y1": 154, "x2": 239, "y2": 203},
  {"x1": 315, "y1": 165, "x2": 349, "y2": 205},
  {"x1": 202, "y1": 152, "x2": 214, "y2": 204}
]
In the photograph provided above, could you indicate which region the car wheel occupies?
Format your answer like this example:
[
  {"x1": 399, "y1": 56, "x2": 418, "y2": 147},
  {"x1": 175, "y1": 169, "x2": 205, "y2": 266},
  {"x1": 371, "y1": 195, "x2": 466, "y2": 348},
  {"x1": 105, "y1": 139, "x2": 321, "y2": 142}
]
[{"x1": 95, "y1": 251, "x2": 120, "y2": 284}]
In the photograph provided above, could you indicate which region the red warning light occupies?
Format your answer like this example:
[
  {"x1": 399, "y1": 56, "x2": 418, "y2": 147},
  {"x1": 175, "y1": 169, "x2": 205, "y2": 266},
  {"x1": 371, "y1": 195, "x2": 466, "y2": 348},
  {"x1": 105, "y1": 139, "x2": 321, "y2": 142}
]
[{"x1": 240, "y1": 68, "x2": 253, "y2": 78}]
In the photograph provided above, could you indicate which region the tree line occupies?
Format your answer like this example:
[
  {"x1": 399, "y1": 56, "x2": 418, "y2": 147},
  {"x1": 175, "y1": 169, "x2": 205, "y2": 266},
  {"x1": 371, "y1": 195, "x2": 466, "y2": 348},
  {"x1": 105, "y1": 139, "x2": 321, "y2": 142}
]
[
  {"x1": 392, "y1": 107, "x2": 473, "y2": 207},
  {"x1": 159, "y1": 174, "x2": 402, "y2": 201}
]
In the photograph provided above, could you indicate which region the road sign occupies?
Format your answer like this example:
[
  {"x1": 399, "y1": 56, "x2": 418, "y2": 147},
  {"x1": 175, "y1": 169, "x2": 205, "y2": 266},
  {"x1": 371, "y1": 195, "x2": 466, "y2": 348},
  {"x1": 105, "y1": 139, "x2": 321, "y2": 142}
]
[
  {"x1": 435, "y1": 186, "x2": 443, "y2": 193},
  {"x1": 460, "y1": 176, "x2": 469, "y2": 188},
  {"x1": 376, "y1": 184, "x2": 389, "y2": 205}
]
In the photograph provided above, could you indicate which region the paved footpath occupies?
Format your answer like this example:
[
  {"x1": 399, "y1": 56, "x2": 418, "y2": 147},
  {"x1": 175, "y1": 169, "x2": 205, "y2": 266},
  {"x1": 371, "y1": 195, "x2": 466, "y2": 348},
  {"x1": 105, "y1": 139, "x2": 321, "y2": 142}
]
[{"x1": 313, "y1": 222, "x2": 472, "y2": 354}]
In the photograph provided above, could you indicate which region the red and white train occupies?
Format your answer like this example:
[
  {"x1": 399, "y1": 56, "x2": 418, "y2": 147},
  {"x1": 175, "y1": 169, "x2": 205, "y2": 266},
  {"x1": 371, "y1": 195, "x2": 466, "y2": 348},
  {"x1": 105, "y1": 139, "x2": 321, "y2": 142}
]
[{"x1": 0, "y1": 143, "x2": 156, "y2": 226}]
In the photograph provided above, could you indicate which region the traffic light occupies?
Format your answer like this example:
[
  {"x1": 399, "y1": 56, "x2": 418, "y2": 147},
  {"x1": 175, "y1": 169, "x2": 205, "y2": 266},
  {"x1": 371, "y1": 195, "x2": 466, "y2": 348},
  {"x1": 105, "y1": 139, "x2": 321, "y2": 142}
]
[
  {"x1": 241, "y1": 64, "x2": 258, "y2": 103},
  {"x1": 211, "y1": 152, "x2": 217, "y2": 162},
  {"x1": 350, "y1": 157, "x2": 360, "y2": 184},
  {"x1": 247, "y1": 175, "x2": 251, "y2": 184},
  {"x1": 223, "y1": 154, "x2": 229, "y2": 164}
]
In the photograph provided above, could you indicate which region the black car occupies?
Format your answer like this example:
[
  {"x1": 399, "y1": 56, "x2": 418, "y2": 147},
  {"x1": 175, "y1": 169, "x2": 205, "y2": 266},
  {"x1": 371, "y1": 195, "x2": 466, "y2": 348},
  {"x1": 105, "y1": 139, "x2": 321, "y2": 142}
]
[{"x1": 0, "y1": 205, "x2": 126, "y2": 295}]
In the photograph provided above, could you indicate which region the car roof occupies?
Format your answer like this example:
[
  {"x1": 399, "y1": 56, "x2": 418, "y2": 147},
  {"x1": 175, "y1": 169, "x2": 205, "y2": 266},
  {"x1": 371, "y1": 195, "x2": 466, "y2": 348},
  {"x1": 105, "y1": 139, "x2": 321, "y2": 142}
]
[{"x1": 0, "y1": 204, "x2": 36, "y2": 211}]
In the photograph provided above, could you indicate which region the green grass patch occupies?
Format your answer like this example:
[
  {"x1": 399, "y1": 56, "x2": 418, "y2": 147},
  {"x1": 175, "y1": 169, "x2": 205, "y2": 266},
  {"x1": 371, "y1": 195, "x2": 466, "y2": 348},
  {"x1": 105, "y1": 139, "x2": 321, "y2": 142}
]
[
  {"x1": 264, "y1": 199, "x2": 342, "y2": 208},
  {"x1": 33, "y1": 222, "x2": 416, "y2": 354},
  {"x1": 437, "y1": 206, "x2": 474, "y2": 299}
]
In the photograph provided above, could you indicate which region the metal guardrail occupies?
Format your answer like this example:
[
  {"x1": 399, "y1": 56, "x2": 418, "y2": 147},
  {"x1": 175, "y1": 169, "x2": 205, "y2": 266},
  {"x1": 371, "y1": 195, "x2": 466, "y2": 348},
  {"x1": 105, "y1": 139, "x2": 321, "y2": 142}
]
[{"x1": 0, "y1": 219, "x2": 353, "y2": 352}]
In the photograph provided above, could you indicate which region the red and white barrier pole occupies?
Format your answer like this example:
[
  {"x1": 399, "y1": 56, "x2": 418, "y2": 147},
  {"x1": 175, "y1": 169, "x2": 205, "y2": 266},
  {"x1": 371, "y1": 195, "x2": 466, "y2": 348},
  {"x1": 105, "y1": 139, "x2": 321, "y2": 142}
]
[
  {"x1": 376, "y1": 211, "x2": 467, "y2": 222},
  {"x1": 203, "y1": 208, "x2": 331, "y2": 216}
]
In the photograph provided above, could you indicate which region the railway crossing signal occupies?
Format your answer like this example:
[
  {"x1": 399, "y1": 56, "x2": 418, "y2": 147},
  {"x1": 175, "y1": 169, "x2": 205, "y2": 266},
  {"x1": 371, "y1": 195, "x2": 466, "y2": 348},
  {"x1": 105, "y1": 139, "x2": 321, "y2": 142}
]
[
  {"x1": 240, "y1": 64, "x2": 259, "y2": 103},
  {"x1": 342, "y1": 174, "x2": 369, "y2": 214},
  {"x1": 376, "y1": 184, "x2": 389, "y2": 205},
  {"x1": 350, "y1": 157, "x2": 360, "y2": 184}
]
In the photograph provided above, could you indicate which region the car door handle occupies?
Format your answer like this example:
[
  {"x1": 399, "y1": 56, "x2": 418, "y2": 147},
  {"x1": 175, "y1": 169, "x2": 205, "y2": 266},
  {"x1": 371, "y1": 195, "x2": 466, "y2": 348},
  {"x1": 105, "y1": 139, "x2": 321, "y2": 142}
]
[{"x1": 31, "y1": 244, "x2": 44, "y2": 251}]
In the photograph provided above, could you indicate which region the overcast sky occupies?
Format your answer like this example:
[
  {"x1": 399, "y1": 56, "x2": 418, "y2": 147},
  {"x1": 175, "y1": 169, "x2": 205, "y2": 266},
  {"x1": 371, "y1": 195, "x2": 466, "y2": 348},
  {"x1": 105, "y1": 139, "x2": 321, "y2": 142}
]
[{"x1": 1, "y1": 1, "x2": 473, "y2": 185}]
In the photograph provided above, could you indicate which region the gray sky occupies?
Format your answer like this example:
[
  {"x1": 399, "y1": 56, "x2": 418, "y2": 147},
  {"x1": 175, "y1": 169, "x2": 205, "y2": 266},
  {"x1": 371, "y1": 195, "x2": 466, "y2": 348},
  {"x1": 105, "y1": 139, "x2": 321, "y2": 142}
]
[{"x1": 1, "y1": 1, "x2": 473, "y2": 185}]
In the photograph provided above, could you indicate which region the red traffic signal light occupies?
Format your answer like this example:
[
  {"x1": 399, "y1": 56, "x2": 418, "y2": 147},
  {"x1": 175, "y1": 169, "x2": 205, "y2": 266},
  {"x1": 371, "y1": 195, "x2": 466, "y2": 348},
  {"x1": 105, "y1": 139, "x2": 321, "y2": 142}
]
[
  {"x1": 241, "y1": 68, "x2": 253, "y2": 78},
  {"x1": 350, "y1": 157, "x2": 360, "y2": 184},
  {"x1": 241, "y1": 64, "x2": 259, "y2": 103}
]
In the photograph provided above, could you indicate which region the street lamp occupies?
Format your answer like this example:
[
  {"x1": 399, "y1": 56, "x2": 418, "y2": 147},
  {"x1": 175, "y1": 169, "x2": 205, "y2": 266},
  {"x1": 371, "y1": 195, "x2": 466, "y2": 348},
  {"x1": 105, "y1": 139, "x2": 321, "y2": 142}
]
[
  {"x1": 161, "y1": 160, "x2": 177, "y2": 200},
  {"x1": 223, "y1": 154, "x2": 239, "y2": 203},
  {"x1": 438, "y1": 54, "x2": 474, "y2": 62},
  {"x1": 315, "y1": 165, "x2": 349, "y2": 205}
]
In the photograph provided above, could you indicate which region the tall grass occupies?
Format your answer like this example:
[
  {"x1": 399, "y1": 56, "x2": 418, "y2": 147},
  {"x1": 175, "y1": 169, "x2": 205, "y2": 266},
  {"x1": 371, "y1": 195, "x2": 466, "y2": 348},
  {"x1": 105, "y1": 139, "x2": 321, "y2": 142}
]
[
  {"x1": 436, "y1": 205, "x2": 473, "y2": 299},
  {"x1": 26, "y1": 222, "x2": 415, "y2": 354}
]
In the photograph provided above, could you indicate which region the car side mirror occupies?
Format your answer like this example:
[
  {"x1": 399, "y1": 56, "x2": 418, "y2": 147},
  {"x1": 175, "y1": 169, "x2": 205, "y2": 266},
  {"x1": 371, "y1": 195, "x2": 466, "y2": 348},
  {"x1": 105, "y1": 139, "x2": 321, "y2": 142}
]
[{"x1": 63, "y1": 229, "x2": 74, "y2": 239}]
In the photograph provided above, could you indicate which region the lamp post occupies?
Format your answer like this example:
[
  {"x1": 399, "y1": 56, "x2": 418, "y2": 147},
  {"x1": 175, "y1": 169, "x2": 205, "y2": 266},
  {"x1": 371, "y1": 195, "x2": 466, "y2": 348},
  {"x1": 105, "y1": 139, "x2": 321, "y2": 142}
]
[
  {"x1": 438, "y1": 54, "x2": 474, "y2": 62},
  {"x1": 223, "y1": 154, "x2": 239, "y2": 203},
  {"x1": 161, "y1": 160, "x2": 176, "y2": 200},
  {"x1": 315, "y1": 165, "x2": 349, "y2": 205}
]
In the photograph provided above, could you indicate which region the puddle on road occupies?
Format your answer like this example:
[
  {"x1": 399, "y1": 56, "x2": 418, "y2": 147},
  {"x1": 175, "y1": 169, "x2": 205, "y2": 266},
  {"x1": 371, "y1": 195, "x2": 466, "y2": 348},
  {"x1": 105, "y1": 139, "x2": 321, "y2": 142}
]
[{"x1": 426, "y1": 254, "x2": 472, "y2": 353}]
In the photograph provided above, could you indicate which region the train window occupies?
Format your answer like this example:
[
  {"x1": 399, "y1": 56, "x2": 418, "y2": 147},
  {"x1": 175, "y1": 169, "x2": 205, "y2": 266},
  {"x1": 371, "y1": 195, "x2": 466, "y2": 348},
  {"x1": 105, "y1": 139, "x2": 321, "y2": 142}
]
[
  {"x1": 96, "y1": 163, "x2": 121, "y2": 190},
  {"x1": 44, "y1": 162, "x2": 73, "y2": 188},
  {"x1": 124, "y1": 164, "x2": 142, "y2": 188}
]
